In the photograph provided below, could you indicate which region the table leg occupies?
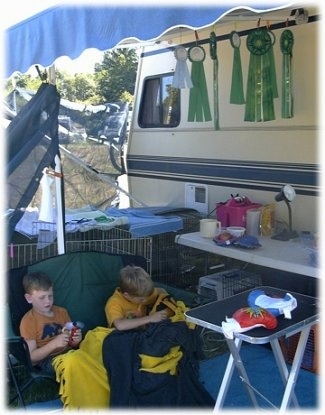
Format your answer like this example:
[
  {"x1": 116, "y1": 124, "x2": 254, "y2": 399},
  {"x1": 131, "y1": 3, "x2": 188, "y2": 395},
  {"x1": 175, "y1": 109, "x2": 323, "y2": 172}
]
[
  {"x1": 279, "y1": 326, "x2": 311, "y2": 411},
  {"x1": 214, "y1": 338, "x2": 237, "y2": 410},
  {"x1": 214, "y1": 337, "x2": 259, "y2": 411},
  {"x1": 270, "y1": 338, "x2": 299, "y2": 408}
]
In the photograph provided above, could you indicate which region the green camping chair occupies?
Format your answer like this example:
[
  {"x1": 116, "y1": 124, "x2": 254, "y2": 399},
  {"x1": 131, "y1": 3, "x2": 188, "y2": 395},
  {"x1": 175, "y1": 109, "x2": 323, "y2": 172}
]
[{"x1": 6, "y1": 303, "x2": 58, "y2": 408}]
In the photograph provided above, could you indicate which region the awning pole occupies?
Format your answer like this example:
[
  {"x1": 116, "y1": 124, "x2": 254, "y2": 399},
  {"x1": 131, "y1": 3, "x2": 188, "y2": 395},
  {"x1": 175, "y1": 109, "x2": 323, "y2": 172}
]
[
  {"x1": 54, "y1": 154, "x2": 65, "y2": 254},
  {"x1": 50, "y1": 64, "x2": 65, "y2": 254}
]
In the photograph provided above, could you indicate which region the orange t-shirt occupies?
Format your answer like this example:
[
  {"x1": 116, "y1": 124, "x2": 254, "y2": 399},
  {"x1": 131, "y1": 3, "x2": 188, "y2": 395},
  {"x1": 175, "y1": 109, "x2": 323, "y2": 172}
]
[{"x1": 20, "y1": 305, "x2": 71, "y2": 355}]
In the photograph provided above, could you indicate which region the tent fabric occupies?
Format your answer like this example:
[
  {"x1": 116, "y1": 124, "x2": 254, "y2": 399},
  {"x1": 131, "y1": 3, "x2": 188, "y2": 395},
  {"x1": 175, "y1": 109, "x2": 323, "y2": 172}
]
[
  {"x1": 5, "y1": 4, "x2": 288, "y2": 77},
  {"x1": 7, "y1": 83, "x2": 60, "y2": 242}
]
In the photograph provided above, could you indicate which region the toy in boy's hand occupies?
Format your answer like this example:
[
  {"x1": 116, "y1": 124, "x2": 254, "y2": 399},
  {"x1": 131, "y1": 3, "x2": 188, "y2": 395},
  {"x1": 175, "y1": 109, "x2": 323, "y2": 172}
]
[
  {"x1": 63, "y1": 321, "x2": 84, "y2": 346},
  {"x1": 221, "y1": 306, "x2": 277, "y2": 339},
  {"x1": 248, "y1": 289, "x2": 297, "y2": 318}
]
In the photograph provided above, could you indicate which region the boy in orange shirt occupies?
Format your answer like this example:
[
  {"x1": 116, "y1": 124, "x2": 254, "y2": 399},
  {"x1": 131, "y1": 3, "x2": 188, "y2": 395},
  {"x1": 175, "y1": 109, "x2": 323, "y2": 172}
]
[{"x1": 20, "y1": 272, "x2": 82, "y2": 376}]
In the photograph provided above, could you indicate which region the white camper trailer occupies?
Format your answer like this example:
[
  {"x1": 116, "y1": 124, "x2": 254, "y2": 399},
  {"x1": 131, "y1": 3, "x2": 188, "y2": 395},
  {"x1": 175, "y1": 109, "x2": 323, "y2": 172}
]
[{"x1": 126, "y1": 5, "x2": 319, "y2": 234}]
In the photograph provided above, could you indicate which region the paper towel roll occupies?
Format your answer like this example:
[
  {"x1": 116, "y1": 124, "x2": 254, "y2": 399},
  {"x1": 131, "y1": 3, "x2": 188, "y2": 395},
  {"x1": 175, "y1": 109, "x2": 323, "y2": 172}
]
[
  {"x1": 39, "y1": 172, "x2": 54, "y2": 223},
  {"x1": 200, "y1": 219, "x2": 221, "y2": 238},
  {"x1": 246, "y1": 208, "x2": 261, "y2": 236}
]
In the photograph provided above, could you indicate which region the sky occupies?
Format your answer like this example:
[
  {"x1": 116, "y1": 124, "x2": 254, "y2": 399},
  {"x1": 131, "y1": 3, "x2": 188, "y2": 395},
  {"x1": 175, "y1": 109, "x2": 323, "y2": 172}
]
[{"x1": 53, "y1": 50, "x2": 105, "y2": 74}]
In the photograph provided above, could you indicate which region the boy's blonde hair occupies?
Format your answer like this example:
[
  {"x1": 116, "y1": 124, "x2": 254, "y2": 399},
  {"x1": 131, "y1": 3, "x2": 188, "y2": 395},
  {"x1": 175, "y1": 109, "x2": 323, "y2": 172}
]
[
  {"x1": 119, "y1": 265, "x2": 154, "y2": 297},
  {"x1": 22, "y1": 272, "x2": 53, "y2": 294}
]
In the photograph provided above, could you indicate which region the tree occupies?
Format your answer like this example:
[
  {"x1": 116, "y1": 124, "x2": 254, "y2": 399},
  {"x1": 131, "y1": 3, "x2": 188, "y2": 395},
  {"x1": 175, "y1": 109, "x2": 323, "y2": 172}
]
[
  {"x1": 94, "y1": 49, "x2": 138, "y2": 104},
  {"x1": 74, "y1": 74, "x2": 96, "y2": 102},
  {"x1": 4, "y1": 49, "x2": 138, "y2": 107},
  {"x1": 54, "y1": 71, "x2": 96, "y2": 103},
  {"x1": 3, "y1": 73, "x2": 42, "y2": 96}
]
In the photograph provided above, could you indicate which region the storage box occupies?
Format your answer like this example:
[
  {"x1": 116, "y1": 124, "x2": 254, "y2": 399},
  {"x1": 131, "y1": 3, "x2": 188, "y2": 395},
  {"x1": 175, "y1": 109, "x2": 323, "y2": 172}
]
[
  {"x1": 216, "y1": 196, "x2": 262, "y2": 227},
  {"x1": 198, "y1": 268, "x2": 261, "y2": 301},
  {"x1": 281, "y1": 324, "x2": 319, "y2": 373}
]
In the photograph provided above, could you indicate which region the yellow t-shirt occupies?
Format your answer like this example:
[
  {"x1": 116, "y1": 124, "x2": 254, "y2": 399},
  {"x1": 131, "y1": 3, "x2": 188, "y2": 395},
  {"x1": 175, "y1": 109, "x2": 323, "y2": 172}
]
[{"x1": 105, "y1": 288, "x2": 161, "y2": 327}]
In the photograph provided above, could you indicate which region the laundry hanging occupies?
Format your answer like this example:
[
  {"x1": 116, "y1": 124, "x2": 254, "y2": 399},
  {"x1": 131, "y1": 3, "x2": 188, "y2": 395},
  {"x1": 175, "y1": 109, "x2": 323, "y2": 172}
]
[
  {"x1": 172, "y1": 46, "x2": 193, "y2": 89},
  {"x1": 229, "y1": 31, "x2": 245, "y2": 105},
  {"x1": 280, "y1": 29, "x2": 294, "y2": 118},
  {"x1": 210, "y1": 31, "x2": 220, "y2": 130},
  {"x1": 188, "y1": 32, "x2": 212, "y2": 122},
  {"x1": 244, "y1": 27, "x2": 276, "y2": 122}
]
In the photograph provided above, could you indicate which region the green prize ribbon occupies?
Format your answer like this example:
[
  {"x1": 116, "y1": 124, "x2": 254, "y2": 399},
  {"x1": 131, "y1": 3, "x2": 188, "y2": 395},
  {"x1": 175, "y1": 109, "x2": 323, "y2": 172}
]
[
  {"x1": 245, "y1": 28, "x2": 275, "y2": 122},
  {"x1": 280, "y1": 29, "x2": 294, "y2": 118},
  {"x1": 229, "y1": 31, "x2": 245, "y2": 105}
]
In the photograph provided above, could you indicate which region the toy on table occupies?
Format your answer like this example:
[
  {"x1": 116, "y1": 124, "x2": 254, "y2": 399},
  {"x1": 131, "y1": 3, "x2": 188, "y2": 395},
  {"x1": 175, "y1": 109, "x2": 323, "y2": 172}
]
[
  {"x1": 248, "y1": 289, "x2": 297, "y2": 318},
  {"x1": 222, "y1": 306, "x2": 277, "y2": 339}
]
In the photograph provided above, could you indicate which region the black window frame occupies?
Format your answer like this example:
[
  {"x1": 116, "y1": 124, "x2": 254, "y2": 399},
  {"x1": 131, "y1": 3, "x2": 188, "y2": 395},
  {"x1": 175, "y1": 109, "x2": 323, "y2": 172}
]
[{"x1": 138, "y1": 73, "x2": 180, "y2": 128}]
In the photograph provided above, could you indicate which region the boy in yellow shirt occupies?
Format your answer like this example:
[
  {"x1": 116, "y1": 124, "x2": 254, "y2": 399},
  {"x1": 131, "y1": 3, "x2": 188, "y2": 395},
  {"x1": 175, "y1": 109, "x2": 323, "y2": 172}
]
[{"x1": 105, "y1": 265, "x2": 174, "y2": 331}]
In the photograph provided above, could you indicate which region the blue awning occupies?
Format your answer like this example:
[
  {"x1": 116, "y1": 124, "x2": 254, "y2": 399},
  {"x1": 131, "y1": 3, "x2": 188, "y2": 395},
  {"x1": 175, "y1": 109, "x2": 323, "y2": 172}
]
[{"x1": 5, "y1": 3, "x2": 291, "y2": 77}]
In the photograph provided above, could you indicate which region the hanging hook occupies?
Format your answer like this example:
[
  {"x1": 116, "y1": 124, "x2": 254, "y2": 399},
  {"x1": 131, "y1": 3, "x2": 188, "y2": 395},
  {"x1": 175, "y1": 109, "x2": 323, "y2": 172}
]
[
  {"x1": 194, "y1": 30, "x2": 199, "y2": 44},
  {"x1": 45, "y1": 168, "x2": 63, "y2": 178},
  {"x1": 35, "y1": 65, "x2": 48, "y2": 82}
]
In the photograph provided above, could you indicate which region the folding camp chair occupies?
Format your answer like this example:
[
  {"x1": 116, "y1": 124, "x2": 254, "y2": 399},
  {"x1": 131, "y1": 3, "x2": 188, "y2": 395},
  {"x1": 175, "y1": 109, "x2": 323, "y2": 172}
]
[
  {"x1": 6, "y1": 301, "x2": 58, "y2": 408},
  {"x1": 7, "y1": 336, "x2": 59, "y2": 408}
]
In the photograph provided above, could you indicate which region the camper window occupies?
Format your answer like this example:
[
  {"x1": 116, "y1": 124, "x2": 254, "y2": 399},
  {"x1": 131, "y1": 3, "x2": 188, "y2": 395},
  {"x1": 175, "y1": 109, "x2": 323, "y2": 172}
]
[{"x1": 139, "y1": 74, "x2": 180, "y2": 128}]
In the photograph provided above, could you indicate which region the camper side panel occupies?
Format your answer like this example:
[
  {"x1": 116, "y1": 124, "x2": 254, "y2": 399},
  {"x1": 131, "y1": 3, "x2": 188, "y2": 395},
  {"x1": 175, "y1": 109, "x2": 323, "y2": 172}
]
[{"x1": 127, "y1": 12, "x2": 319, "y2": 233}]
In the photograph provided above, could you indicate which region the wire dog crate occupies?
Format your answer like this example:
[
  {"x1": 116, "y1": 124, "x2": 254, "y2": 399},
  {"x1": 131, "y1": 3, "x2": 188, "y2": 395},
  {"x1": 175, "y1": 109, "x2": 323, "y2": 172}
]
[
  {"x1": 7, "y1": 208, "x2": 221, "y2": 290},
  {"x1": 149, "y1": 209, "x2": 222, "y2": 289},
  {"x1": 198, "y1": 268, "x2": 262, "y2": 302},
  {"x1": 7, "y1": 225, "x2": 152, "y2": 274},
  {"x1": 281, "y1": 324, "x2": 319, "y2": 373}
]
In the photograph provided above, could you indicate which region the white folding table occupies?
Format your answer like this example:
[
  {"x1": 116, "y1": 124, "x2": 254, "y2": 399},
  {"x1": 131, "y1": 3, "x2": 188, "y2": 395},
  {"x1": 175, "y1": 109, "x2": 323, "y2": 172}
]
[
  {"x1": 185, "y1": 286, "x2": 319, "y2": 411},
  {"x1": 175, "y1": 232, "x2": 318, "y2": 278}
]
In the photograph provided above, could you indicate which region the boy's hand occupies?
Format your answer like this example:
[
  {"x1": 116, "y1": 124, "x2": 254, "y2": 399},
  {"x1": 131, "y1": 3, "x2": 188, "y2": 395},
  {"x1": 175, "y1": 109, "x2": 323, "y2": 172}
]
[
  {"x1": 149, "y1": 309, "x2": 168, "y2": 323},
  {"x1": 70, "y1": 328, "x2": 82, "y2": 346},
  {"x1": 55, "y1": 332, "x2": 70, "y2": 348}
]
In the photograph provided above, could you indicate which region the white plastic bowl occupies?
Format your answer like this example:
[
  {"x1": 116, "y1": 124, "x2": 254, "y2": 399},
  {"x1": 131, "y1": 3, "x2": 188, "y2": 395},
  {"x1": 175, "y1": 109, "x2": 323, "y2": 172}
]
[{"x1": 226, "y1": 226, "x2": 246, "y2": 238}]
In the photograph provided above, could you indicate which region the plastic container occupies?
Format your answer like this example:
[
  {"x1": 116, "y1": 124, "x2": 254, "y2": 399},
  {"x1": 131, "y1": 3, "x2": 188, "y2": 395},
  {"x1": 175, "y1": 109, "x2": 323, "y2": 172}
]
[
  {"x1": 216, "y1": 196, "x2": 262, "y2": 228},
  {"x1": 246, "y1": 208, "x2": 261, "y2": 236},
  {"x1": 226, "y1": 226, "x2": 246, "y2": 238}
]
